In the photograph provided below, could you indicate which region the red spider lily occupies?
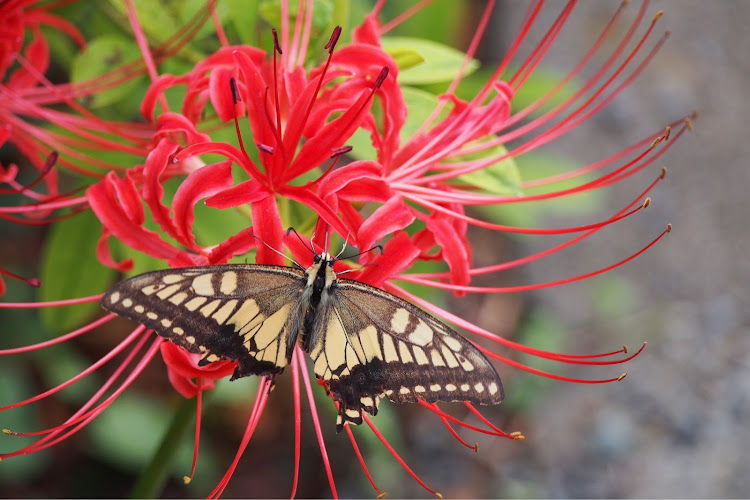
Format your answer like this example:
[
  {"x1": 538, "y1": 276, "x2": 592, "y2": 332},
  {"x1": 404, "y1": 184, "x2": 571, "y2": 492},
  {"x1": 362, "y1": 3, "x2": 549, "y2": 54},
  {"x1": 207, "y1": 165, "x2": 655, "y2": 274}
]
[{"x1": 0, "y1": 0, "x2": 694, "y2": 497}]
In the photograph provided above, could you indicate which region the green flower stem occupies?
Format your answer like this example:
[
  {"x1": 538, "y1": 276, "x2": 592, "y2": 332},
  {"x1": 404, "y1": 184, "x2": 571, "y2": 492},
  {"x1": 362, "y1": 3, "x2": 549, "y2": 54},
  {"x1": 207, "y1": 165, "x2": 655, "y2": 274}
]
[{"x1": 129, "y1": 396, "x2": 197, "y2": 499}]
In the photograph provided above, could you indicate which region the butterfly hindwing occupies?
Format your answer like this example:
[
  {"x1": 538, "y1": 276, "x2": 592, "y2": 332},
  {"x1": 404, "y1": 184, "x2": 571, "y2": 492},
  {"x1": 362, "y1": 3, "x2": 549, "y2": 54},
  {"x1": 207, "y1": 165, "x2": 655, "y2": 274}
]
[
  {"x1": 101, "y1": 265, "x2": 307, "y2": 381},
  {"x1": 307, "y1": 278, "x2": 504, "y2": 431}
]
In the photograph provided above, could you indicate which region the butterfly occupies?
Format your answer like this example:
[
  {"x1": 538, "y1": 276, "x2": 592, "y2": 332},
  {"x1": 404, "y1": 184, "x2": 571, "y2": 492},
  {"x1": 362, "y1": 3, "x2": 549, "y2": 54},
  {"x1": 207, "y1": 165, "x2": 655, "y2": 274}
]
[{"x1": 101, "y1": 250, "x2": 504, "y2": 431}]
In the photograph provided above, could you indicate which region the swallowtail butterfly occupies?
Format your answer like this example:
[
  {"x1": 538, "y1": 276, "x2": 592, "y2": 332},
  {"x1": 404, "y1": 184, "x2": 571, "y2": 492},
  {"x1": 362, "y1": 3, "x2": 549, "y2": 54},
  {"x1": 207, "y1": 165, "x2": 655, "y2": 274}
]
[{"x1": 101, "y1": 252, "x2": 504, "y2": 431}]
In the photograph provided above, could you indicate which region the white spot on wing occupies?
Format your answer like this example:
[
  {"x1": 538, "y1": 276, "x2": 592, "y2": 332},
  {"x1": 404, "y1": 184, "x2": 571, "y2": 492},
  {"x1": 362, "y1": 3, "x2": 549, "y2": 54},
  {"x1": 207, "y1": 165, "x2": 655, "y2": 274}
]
[
  {"x1": 109, "y1": 292, "x2": 120, "y2": 304},
  {"x1": 122, "y1": 298, "x2": 133, "y2": 308},
  {"x1": 168, "y1": 292, "x2": 188, "y2": 305},
  {"x1": 408, "y1": 319, "x2": 433, "y2": 346},
  {"x1": 219, "y1": 271, "x2": 237, "y2": 295},
  {"x1": 212, "y1": 299, "x2": 238, "y2": 325},
  {"x1": 161, "y1": 274, "x2": 185, "y2": 284},
  {"x1": 199, "y1": 299, "x2": 221, "y2": 317},
  {"x1": 191, "y1": 274, "x2": 214, "y2": 296},
  {"x1": 413, "y1": 346, "x2": 429, "y2": 365},
  {"x1": 398, "y1": 341, "x2": 414, "y2": 363},
  {"x1": 382, "y1": 334, "x2": 399, "y2": 363},
  {"x1": 390, "y1": 308, "x2": 410, "y2": 334},
  {"x1": 134, "y1": 305, "x2": 145, "y2": 313},
  {"x1": 184, "y1": 296, "x2": 207, "y2": 311},
  {"x1": 442, "y1": 335, "x2": 462, "y2": 352},
  {"x1": 156, "y1": 283, "x2": 181, "y2": 300}
]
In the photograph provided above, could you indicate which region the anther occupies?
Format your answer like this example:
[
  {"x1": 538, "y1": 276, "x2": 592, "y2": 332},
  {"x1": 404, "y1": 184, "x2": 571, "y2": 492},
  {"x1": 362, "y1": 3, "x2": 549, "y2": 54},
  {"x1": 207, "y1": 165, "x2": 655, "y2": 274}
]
[
  {"x1": 617, "y1": 373, "x2": 627, "y2": 381},
  {"x1": 330, "y1": 145, "x2": 353, "y2": 158},
  {"x1": 183, "y1": 476, "x2": 192, "y2": 484},
  {"x1": 2, "y1": 429, "x2": 12, "y2": 435},
  {"x1": 271, "y1": 28, "x2": 282, "y2": 54},
  {"x1": 374, "y1": 66, "x2": 389, "y2": 88},
  {"x1": 473, "y1": 443, "x2": 479, "y2": 452},
  {"x1": 42, "y1": 152, "x2": 58, "y2": 174},
  {"x1": 377, "y1": 493, "x2": 389, "y2": 500},
  {"x1": 660, "y1": 166, "x2": 667, "y2": 179},
  {"x1": 666, "y1": 223, "x2": 673, "y2": 232},
  {"x1": 325, "y1": 26, "x2": 342, "y2": 54},
  {"x1": 642, "y1": 197, "x2": 651, "y2": 208},
  {"x1": 685, "y1": 116, "x2": 694, "y2": 131},
  {"x1": 256, "y1": 143, "x2": 274, "y2": 154},
  {"x1": 229, "y1": 77, "x2": 241, "y2": 103},
  {"x1": 652, "y1": 11, "x2": 664, "y2": 23},
  {"x1": 622, "y1": 344, "x2": 629, "y2": 354},
  {"x1": 664, "y1": 125, "x2": 671, "y2": 140},
  {"x1": 435, "y1": 493, "x2": 443, "y2": 499}
]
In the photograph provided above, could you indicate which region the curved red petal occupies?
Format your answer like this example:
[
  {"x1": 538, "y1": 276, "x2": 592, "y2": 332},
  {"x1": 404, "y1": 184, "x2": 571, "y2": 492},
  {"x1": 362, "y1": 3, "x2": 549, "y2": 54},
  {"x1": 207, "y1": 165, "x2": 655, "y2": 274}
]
[
  {"x1": 356, "y1": 231, "x2": 420, "y2": 288},
  {"x1": 251, "y1": 194, "x2": 284, "y2": 265},
  {"x1": 209, "y1": 66, "x2": 238, "y2": 122},
  {"x1": 172, "y1": 159, "x2": 234, "y2": 247},
  {"x1": 141, "y1": 74, "x2": 189, "y2": 122},
  {"x1": 204, "y1": 178, "x2": 272, "y2": 209},
  {"x1": 142, "y1": 139, "x2": 184, "y2": 244},
  {"x1": 357, "y1": 196, "x2": 415, "y2": 254}
]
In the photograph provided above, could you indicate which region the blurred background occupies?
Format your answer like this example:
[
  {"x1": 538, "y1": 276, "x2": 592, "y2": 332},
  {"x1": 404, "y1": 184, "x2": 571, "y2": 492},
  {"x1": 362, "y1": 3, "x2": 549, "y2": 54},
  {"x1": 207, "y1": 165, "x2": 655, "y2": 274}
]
[{"x1": 1, "y1": 1, "x2": 746, "y2": 498}]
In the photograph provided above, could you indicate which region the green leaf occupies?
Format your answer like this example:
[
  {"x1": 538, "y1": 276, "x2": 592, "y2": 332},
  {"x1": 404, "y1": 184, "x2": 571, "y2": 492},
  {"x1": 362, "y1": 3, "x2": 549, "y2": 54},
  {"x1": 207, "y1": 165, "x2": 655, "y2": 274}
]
[
  {"x1": 225, "y1": 0, "x2": 258, "y2": 45},
  {"x1": 381, "y1": 36, "x2": 479, "y2": 85},
  {"x1": 39, "y1": 210, "x2": 117, "y2": 331},
  {"x1": 398, "y1": 86, "x2": 445, "y2": 143},
  {"x1": 449, "y1": 141, "x2": 522, "y2": 196},
  {"x1": 70, "y1": 36, "x2": 145, "y2": 109},
  {"x1": 387, "y1": 47, "x2": 425, "y2": 71}
]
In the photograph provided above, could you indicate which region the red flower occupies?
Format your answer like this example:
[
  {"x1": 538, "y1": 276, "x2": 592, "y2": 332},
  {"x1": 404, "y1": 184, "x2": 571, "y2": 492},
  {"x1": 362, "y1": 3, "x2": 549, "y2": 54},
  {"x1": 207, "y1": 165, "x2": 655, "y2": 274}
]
[{"x1": 0, "y1": 2, "x2": 694, "y2": 498}]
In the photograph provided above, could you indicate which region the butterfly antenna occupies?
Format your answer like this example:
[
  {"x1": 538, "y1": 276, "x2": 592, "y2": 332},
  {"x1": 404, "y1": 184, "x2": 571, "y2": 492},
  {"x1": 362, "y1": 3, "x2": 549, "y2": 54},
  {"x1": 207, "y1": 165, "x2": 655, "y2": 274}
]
[
  {"x1": 286, "y1": 227, "x2": 317, "y2": 259},
  {"x1": 334, "y1": 244, "x2": 383, "y2": 276},
  {"x1": 246, "y1": 230, "x2": 303, "y2": 269}
]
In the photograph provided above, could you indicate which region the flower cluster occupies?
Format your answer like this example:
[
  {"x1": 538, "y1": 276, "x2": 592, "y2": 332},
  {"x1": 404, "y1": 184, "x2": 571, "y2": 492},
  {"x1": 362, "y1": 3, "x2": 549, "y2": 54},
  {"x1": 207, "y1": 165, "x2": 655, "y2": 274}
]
[{"x1": 1, "y1": 1, "x2": 693, "y2": 497}]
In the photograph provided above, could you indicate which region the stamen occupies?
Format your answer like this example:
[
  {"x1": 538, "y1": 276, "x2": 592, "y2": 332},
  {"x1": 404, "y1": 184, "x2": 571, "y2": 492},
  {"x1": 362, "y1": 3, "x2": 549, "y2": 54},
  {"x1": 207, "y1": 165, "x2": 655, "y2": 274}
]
[
  {"x1": 229, "y1": 76, "x2": 241, "y2": 103},
  {"x1": 0, "y1": 267, "x2": 41, "y2": 288},
  {"x1": 290, "y1": 348, "x2": 302, "y2": 499},
  {"x1": 272, "y1": 28, "x2": 283, "y2": 54},
  {"x1": 374, "y1": 66, "x2": 390, "y2": 88},
  {"x1": 256, "y1": 143, "x2": 274, "y2": 154},
  {"x1": 330, "y1": 146, "x2": 353, "y2": 158},
  {"x1": 296, "y1": 348, "x2": 338, "y2": 498},
  {"x1": 362, "y1": 413, "x2": 440, "y2": 497},
  {"x1": 325, "y1": 26, "x2": 342, "y2": 54},
  {"x1": 344, "y1": 419, "x2": 385, "y2": 496}
]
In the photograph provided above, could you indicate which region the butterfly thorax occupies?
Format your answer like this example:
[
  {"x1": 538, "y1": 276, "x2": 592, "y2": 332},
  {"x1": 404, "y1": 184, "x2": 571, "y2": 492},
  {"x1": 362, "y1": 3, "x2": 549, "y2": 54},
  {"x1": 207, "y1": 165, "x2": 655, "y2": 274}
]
[{"x1": 300, "y1": 253, "x2": 337, "y2": 351}]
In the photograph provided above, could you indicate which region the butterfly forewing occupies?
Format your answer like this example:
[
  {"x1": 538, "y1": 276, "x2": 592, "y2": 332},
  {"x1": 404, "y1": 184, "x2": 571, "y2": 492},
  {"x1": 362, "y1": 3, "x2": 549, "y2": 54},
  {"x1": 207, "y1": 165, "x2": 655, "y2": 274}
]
[
  {"x1": 308, "y1": 278, "x2": 504, "y2": 430},
  {"x1": 101, "y1": 265, "x2": 306, "y2": 380}
]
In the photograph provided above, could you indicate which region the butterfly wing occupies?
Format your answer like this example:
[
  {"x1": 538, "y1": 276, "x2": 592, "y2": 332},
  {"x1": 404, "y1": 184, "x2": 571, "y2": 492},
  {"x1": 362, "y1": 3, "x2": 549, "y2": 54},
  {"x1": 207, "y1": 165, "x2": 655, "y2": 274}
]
[
  {"x1": 101, "y1": 265, "x2": 307, "y2": 381},
  {"x1": 307, "y1": 278, "x2": 504, "y2": 431}
]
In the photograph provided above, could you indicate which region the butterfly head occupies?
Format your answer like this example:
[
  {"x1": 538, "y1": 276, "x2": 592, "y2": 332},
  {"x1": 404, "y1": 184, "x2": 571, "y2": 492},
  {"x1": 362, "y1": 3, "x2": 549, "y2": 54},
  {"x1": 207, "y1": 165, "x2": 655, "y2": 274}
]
[{"x1": 306, "y1": 252, "x2": 337, "y2": 295}]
